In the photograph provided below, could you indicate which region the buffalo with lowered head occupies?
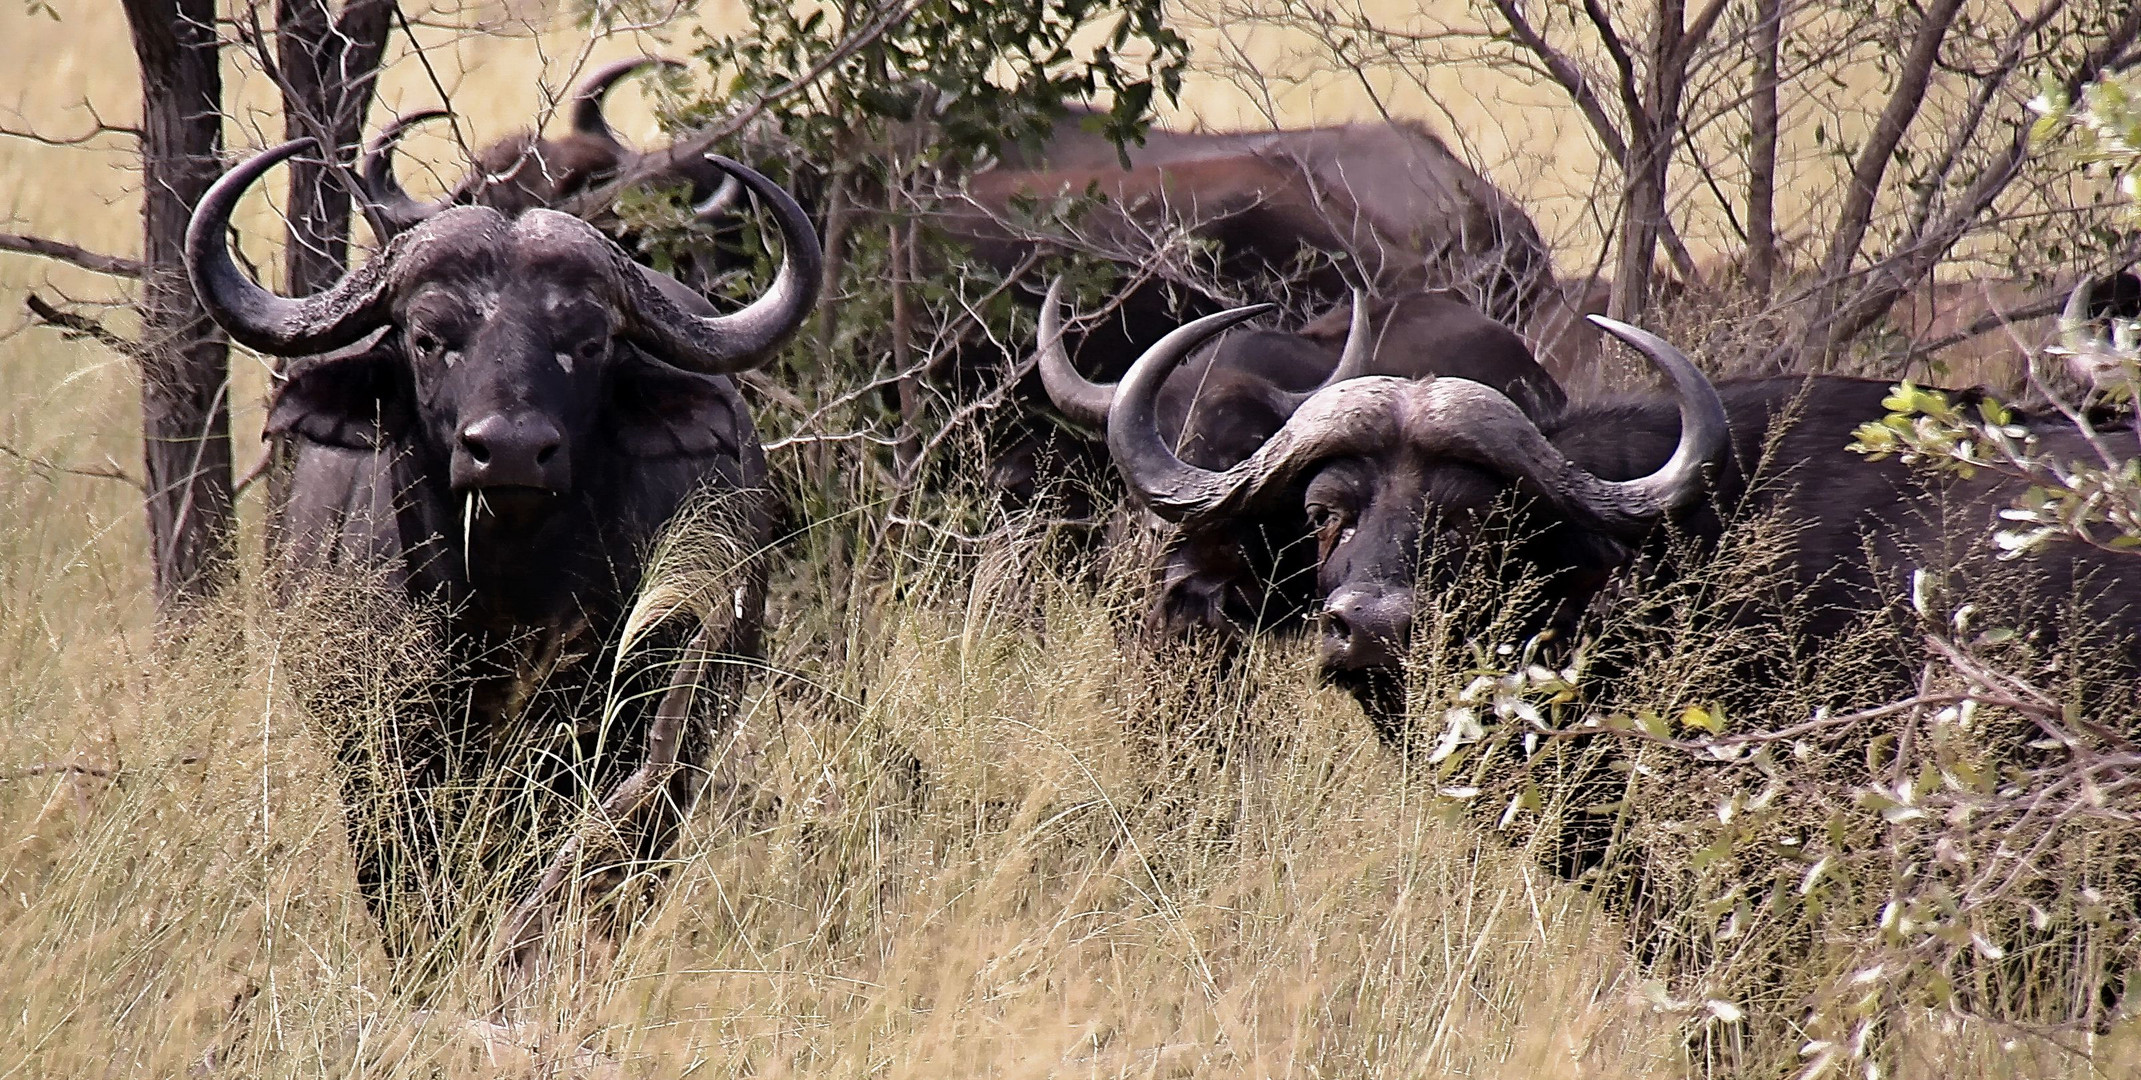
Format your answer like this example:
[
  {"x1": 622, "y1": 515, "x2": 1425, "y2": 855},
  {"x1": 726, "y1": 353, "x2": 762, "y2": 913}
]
[
  {"x1": 1034, "y1": 281, "x2": 1568, "y2": 631},
  {"x1": 1080, "y1": 304, "x2": 2141, "y2": 746},
  {"x1": 187, "y1": 137, "x2": 820, "y2": 990}
]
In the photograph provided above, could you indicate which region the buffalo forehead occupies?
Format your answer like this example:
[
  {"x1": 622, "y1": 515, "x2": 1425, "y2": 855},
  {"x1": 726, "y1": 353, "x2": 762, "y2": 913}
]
[
  {"x1": 505, "y1": 241, "x2": 622, "y2": 305},
  {"x1": 511, "y1": 209, "x2": 619, "y2": 263},
  {"x1": 394, "y1": 206, "x2": 512, "y2": 272}
]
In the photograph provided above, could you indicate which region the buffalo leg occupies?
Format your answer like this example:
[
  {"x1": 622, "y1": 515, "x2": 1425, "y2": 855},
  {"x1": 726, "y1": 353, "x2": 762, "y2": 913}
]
[
  {"x1": 338, "y1": 709, "x2": 454, "y2": 965},
  {"x1": 489, "y1": 619, "x2": 742, "y2": 1010}
]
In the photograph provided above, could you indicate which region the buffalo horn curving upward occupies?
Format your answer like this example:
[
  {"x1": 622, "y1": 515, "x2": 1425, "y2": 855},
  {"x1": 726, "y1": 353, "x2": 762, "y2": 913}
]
[
  {"x1": 1038, "y1": 282, "x2": 1376, "y2": 428},
  {"x1": 361, "y1": 57, "x2": 676, "y2": 235},
  {"x1": 1035, "y1": 277, "x2": 1114, "y2": 428},
  {"x1": 1567, "y1": 316, "x2": 1728, "y2": 531},
  {"x1": 360, "y1": 109, "x2": 456, "y2": 235},
  {"x1": 1275, "y1": 287, "x2": 1375, "y2": 408},
  {"x1": 569, "y1": 56, "x2": 681, "y2": 145},
  {"x1": 612, "y1": 155, "x2": 824, "y2": 372},
  {"x1": 1110, "y1": 313, "x2": 1725, "y2": 538},
  {"x1": 1103, "y1": 303, "x2": 1279, "y2": 512},
  {"x1": 188, "y1": 138, "x2": 398, "y2": 356}
]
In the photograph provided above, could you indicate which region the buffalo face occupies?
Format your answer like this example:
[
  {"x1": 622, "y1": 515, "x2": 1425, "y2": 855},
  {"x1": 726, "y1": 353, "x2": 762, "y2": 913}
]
[
  {"x1": 190, "y1": 137, "x2": 821, "y2": 531},
  {"x1": 1090, "y1": 306, "x2": 1726, "y2": 731}
]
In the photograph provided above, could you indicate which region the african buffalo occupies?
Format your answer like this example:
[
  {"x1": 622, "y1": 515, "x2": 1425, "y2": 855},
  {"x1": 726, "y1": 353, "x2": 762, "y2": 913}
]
[
  {"x1": 912, "y1": 117, "x2": 1561, "y2": 509},
  {"x1": 186, "y1": 137, "x2": 820, "y2": 990},
  {"x1": 1033, "y1": 282, "x2": 1567, "y2": 636},
  {"x1": 362, "y1": 56, "x2": 739, "y2": 236},
  {"x1": 992, "y1": 108, "x2": 1554, "y2": 322},
  {"x1": 1083, "y1": 304, "x2": 2141, "y2": 745}
]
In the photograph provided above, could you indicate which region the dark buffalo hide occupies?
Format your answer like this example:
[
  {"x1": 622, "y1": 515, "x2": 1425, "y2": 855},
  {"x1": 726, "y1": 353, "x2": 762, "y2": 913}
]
[
  {"x1": 1035, "y1": 283, "x2": 1569, "y2": 631},
  {"x1": 1087, "y1": 308, "x2": 2141, "y2": 746},
  {"x1": 187, "y1": 136, "x2": 820, "y2": 988}
]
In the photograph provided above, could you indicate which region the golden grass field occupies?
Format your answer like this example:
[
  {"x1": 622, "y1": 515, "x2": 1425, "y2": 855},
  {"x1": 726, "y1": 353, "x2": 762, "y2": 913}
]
[{"x1": 0, "y1": 2, "x2": 2134, "y2": 1077}]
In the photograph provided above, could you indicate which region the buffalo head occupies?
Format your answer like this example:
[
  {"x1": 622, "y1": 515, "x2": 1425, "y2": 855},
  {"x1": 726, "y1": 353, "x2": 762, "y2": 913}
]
[
  {"x1": 188, "y1": 137, "x2": 818, "y2": 515},
  {"x1": 1096, "y1": 304, "x2": 1726, "y2": 702}
]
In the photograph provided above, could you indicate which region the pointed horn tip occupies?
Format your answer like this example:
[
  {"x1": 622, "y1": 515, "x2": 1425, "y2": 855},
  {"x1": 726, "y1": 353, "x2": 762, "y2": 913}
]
[
  {"x1": 1583, "y1": 313, "x2": 1691, "y2": 359},
  {"x1": 225, "y1": 137, "x2": 322, "y2": 179},
  {"x1": 579, "y1": 55, "x2": 680, "y2": 91},
  {"x1": 1039, "y1": 277, "x2": 1068, "y2": 324},
  {"x1": 382, "y1": 108, "x2": 453, "y2": 131}
]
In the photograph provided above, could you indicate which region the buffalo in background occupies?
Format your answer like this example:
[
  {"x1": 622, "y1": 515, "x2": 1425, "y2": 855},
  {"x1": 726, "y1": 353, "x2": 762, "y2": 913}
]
[
  {"x1": 361, "y1": 56, "x2": 741, "y2": 237},
  {"x1": 1077, "y1": 303, "x2": 2141, "y2": 746},
  {"x1": 927, "y1": 118, "x2": 1561, "y2": 505},
  {"x1": 186, "y1": 136, "x2": 821, "y2": 992},
  {"x1": 356, "y1": 75, "x2": 1567, "y2": 505}
]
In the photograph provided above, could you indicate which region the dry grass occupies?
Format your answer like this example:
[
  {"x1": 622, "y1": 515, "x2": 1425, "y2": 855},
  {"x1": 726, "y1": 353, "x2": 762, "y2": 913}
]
[
  {"x1": 1, "y1": 4, "x2": 2136, "y2": 1078},
  {"x1": 1, "y1": 14, "x2": 1668, "y2": 1076}
]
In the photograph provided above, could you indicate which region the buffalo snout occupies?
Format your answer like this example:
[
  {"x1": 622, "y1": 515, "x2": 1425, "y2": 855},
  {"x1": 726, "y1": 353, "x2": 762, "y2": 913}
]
[
  {"x1": 455, "y1": 412, "x2": 570, "y2": 492},
  {"x1": 1320, "y1": 585, "x2": 1414, "y2": 672}
]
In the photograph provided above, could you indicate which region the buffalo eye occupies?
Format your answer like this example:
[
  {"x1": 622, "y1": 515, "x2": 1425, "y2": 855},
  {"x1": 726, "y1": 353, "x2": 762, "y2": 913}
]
[
  {"x1": 407, "y1": 326, "x2": 460, "y2": 366},
  {"x1": 554, "y1": 335, "x2": 607, "y2": 374},
  {"x1": 1306, "y1": 502, "x2": 1357, "y2": 563}
]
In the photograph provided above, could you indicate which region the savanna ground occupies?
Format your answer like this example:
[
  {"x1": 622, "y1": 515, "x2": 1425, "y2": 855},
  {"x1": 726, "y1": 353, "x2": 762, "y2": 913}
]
[{"x1": 4, "y1": 2, "x2": 2141, "y2": 1077}]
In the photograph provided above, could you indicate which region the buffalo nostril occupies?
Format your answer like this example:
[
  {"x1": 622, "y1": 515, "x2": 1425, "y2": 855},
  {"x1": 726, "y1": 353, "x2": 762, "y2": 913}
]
[
  {"x1": 1325, "y1": 610, "x2": 1353, "y2": 643},
  {"x1": 535, "y1": 443, "x2": 558, "y2": 466},
  {"x1": 460, "y1": 432, "x2": 491, "y2": 465}
]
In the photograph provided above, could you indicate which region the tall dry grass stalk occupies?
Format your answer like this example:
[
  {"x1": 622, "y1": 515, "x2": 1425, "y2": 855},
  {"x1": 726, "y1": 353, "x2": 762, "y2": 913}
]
[{"x1": 4, "y1": 4, "x2": 2139, "y2": 1077}]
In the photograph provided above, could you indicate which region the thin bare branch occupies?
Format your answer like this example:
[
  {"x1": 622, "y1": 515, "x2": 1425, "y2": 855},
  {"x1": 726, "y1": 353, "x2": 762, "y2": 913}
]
[
  {"x1": 25, "y1": 293, "x2": 146, "y2": 359},
  {"x1": 0, "y1": 441, "x2": 144, "y2": 490},
  {"x1": 0, "y1": 232, "x2": 145, "y2": 278},
  {"x1": 0, "y1": 117, "x2": 140, "y2": 147},
  {"x1": 1581, "y1": 0, "x2": 1647, "y2": 133},
  {"x1": 1816, "y1": 0, "x2": 1967, "y2": 283},
  {"x1": 1486, "y1": 0, "x2": 1629, "y2": 162}
]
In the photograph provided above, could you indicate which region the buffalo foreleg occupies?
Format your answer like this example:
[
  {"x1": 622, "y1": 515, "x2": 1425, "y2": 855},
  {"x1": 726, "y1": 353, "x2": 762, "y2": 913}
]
[{"x1": 489, "y1": 620, "x2": 738, "y2": 1011}]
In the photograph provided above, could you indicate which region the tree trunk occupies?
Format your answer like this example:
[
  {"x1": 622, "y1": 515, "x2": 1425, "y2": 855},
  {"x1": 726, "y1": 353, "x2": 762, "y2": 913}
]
[
  {"x1": 122, "y1": 0, "x2": 235, "y2": 624},
  {"x1": 1745, "y1": 0, "x2": 1783, "y2": 297},
  {"x1": 276, "y1": 0, "x2": 393, "y2": 294},
  {"x1": 267, "y1": 0, "x2": 392, "y2": 518},
  {"x1": 1610, "y1": 0, "x2": 1685, "y2": 323}
]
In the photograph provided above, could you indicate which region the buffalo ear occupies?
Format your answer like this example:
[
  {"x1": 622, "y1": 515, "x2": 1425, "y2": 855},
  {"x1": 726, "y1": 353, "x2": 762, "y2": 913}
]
[
  {"x1": 605, "y1": 355, "x2": 747, "y2": 460},
  {"x1": 1150, "y1": 531, "x2": 1267, "y2": 639},
  {"x1": 265, "y1": 348, "x2": 410, "y2": 450}
]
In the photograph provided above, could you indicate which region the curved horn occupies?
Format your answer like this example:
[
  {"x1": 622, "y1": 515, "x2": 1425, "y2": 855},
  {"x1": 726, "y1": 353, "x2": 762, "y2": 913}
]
[
  {"x1": 187, "y1": 139, "x2": 397, "y2": 356},
  {"x1": 690, "y1": 172, "x2": 745, "y2": 223},
  {"x1": 2060, "y1": 276, "x2": 2108, "y2": 349},
  {"x1": 1035, "y1": 277, "x2": 1115, "y2": 428},
  {"x1": 360, "y1": 109, "x2": 455, "y2": 237},
  {"x1": 1575, "y1": 316, "x2": 1727, "y2": 530},
  {"x1": 569, "y1": 56, "x2": 683, "y2": 145},
  {"x1": 1323, "y1": 288, "x2": 1375, "y2": 386},
  {"x1": 2056, "y1": 275, "x2": 2130, "y2": 393},
  {"x1": 615, "y1": 154, "x2": 823, "y2": 372},
  {"x1": 1277, "y1": 287, "x2": 1376, "y2": 409},
  {"x1": 1111, "y1": 315, "x2": 1725, "y2": 535},
  {"x1": 1105, "y1": 304, "x2": 1278, "y2": 514}
]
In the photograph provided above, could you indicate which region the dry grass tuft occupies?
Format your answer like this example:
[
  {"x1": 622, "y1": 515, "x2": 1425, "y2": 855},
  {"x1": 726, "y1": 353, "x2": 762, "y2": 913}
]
[{"x1": 4, "y1": 4, "x2": 2138, "y2": 1077}]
